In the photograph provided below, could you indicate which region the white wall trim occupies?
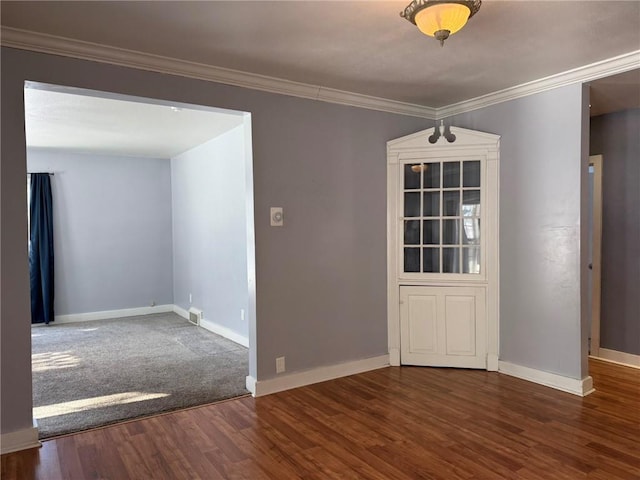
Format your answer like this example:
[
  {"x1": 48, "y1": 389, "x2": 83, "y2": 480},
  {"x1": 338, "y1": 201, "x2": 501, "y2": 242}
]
[
  {"x1": 43, "y1": 304, "x2": 174, "y2": 324},
  {"x1": 172, "y1": 305, "x2": 249, "y2": 348},
  {"x1": 1, "y1": 420, "x2": 41, "y2": 454},
  {"x1": 592, "y1": 348, "x2": 640, "y2": 369},
  {"x1": 199, "y1": 318, "x2": 249, "y2": 348},
  {"x1": 4, "y1": 28, "x2": 637, "y2": 120},
  {"x1": 0, "y1": 27, "x2": 435, "y2": 119},
  {"x1": 172, "y1": 304, "x2": 189, "y2": 319},
  {"x1": 246, "y1": 354, "x2": 389, "y2": 397},
  {"x1": 437, "y1": 50, "x2": 640, "y2": 119},
  {"x1": 499, "y1": 361, "x2": 595, "y2": 397},
  {"x1": 245, "y1": 375, "x2": 257, "y2": 396}
]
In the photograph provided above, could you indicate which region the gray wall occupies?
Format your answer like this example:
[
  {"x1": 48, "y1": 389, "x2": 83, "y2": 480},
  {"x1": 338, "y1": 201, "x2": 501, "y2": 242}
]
[
  {"x1": 27, "y1": 149, "x2": 174, "y2": 315},
  {"x1": 449, "y1": 83, "x2": 587, "y2": 380},
  {"x1": 0, "y1": 45, "x2": 596, "y2": 440},
  {"x1": 590, "y1": 109, "x2": 640, "y2": 355},
  {"x1": 171, "y1": 125, "x2": 249, "y2": 340},
  {"x1": 1, "y1": 47, "x2": 430, "y2": 436}
]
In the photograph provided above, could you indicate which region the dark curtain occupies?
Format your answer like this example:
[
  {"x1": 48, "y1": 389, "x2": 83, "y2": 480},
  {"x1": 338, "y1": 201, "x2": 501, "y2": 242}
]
[{"x1": 29, "y1": 174, "x2": 54, "y2": 324}]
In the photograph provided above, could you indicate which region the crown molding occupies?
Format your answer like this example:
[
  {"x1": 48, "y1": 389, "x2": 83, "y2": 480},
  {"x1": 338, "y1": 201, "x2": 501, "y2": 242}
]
[
  {"x1": 0, "y1": 27, "x2": 436, "y2": 119},
  {"x1": 436, "y1": 50, "x2": 640, "y2": 119},
  {"x1": 2, "y1": 27, "x2": 637, "y2": 121}
]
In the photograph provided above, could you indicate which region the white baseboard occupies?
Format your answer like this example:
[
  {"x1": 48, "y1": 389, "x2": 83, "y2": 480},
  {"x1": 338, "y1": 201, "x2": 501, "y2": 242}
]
[
  {"x1": 173, "y1": 305, "x2": 249, "y2": 348},
  {"x1": 593, "y1": 348, "x2": 640, "y2": 369},
  {"x1": 245, "y1": 375, "x2": 257, "y2": 395},
  {"x1": 1, "y1": 420, "x2": 41, "y2": 454},
  {"x1": 44, "y1": 304, "x2": 250, "y2": 348},
  {"x1": 49, "y1": 304, "x2": 174, "y2": 324},
  {"x1": 173, "y1": 304, "x2": 189, "y2": 320},
  {"x1": 499, "y1": 361, "x2": 594, "y2": 397},
  {"x1": 199, "y1": 318, "x2": 249, "y2": 348},
  {"x1": 246, "y1": 354, "x2": 390, "y2": 397}
]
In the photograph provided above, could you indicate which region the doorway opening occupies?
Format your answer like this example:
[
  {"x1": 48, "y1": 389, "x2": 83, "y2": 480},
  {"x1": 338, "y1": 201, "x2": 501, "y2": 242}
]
[
  {"x1": 587, "y1": 155, "x2": 603, "y2": 358},
  {"x1": 25, "y1": 81, "x2": 257, "y2": 438}
]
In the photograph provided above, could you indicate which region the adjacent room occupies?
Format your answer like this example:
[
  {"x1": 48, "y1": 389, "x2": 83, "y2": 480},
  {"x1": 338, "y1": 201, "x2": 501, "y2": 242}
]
[
  {"x1": 25, "y1": 84, "x2": 256, "y2": 438},
  {"x1": 587, "y1": 70, "x2": 640, "y2": 368}
]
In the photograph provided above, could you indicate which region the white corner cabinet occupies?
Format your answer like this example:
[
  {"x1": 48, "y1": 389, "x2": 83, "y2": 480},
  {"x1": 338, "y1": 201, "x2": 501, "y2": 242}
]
[{"x1": 387, "y1": 125, "x2": 500, "y2": 370}]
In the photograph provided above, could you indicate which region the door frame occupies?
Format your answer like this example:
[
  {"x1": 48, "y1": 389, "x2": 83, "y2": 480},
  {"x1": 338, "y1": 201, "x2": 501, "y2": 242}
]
[
  {"x1": 588, "y1": 154, "x2": 603, "y2": 357},
  {"x1": 386, "y1": 126, "x2": 500, "y2": 370}
]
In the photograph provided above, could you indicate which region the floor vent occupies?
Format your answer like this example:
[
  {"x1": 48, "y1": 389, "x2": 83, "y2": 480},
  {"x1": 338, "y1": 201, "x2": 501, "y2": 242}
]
[{"x1": 188, "y1": 307, "x2": 203, "y2": 326}]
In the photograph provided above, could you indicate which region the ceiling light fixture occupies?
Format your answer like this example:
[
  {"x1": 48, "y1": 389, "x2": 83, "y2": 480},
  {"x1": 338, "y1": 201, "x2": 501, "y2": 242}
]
[{"x1": 401, "y1": 0, "x2": 481, "y2": 47}]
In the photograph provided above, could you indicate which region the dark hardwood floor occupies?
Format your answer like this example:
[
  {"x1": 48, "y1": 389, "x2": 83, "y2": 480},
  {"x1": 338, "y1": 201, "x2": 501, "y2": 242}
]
[{"x1": 2, "y1": 358, "x2": 639, "y2": 479}]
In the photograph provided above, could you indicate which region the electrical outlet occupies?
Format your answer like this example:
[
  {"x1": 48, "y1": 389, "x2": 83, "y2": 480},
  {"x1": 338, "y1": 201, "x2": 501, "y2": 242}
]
[
  {"x1": 241, "y1": 309, "x2": 245, "y2": 321},
  {"x1": 189, "y1": 293, "x2": 192, "y2": 304},
  {"x1": 276, "y1": 356, "x2": 285, "y2": 374},
  {"x1": 270, "y1": 207, "x2": 284, "y2": 227}
]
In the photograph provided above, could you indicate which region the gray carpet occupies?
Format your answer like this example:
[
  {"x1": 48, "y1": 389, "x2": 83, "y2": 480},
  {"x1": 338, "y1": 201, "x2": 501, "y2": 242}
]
[{"x1": 32, "y1": 312, "x2": 249, "y2": 439}]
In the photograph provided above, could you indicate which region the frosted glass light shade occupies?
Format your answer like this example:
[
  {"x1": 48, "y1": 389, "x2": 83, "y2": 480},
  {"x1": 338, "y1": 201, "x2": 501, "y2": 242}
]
[{"x1": 414, "y1": 3, "x2": 471, "y2": 37}]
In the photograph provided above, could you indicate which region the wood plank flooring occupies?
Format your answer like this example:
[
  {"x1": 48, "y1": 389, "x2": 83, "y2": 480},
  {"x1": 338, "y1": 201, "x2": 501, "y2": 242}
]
[{"x1": 2, "y1": 358, "x2": 639, "y2": 479}]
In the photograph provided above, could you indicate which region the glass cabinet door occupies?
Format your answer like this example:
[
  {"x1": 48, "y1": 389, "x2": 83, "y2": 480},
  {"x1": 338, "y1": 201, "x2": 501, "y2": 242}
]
[{"x1": 402, "y1": 160, "x2": 481, "y2": 275}]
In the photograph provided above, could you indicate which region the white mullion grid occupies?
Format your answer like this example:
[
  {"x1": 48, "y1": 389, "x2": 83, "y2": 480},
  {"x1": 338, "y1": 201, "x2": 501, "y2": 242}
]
[
  {"x1": 439, "y1": 161, "x2": 444, "y2": 273},
  {"x1": 423, "y1": 185, "x2": 439, "y2": 274},
  {"x1": 458, "y1": 161, "x2": 464, "y2": 273},
  {"x1": 402, "y1": 162, "x2": 423, "y2": 273},
  {"x1": 442, "y1": 160, "x2": 460, "y2": 273},
  {"x1": 419, "y1": 164, "x2": 424, "y2": 272},
  {"x1": 442, "y1": 186, "x2": 460, "y2": 273},
  {"x1": 461, "y1": 160, "x2": 482, "y2": 274}
]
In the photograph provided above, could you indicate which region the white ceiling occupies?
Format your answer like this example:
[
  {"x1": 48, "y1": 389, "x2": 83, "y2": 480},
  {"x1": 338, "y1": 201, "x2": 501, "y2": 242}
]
[
  {"x1": 5, "y1": 1, "x2": 640, "y2": 155},
  {"x1": 2, "y1": 1, "x2": 639, "y2": 109},
  {"x1": 24, "y1": 87, "x2": 245, "y2": 158}
]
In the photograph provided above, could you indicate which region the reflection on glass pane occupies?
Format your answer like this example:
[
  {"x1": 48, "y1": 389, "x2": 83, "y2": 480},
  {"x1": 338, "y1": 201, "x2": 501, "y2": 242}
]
[
  {"x1": 404, "y1": 192, "x2": 421, "y2": 217},
  {"x1": 423, "y1": 248, "x2": 439, "y2": 273},
  {"x1": 424, "y1": 163, "x2": 440, "y2": 188},
  {"x1": 423, "y1": 220, "x2": 440, "y2": 245},
  {"x1": 443, "y1": 191, "x2": 460, "y2": 216},
  {"x1": 462, "y1": 218, "x2": 480, "y2": 245},
  {"x1": 443, "y1": 219, "x2": 459, "y2": 244},
  {"x1": 423, "y1": 192, "x2": 439, "y2": 216},
  {"x1": 404, "y1": 248, "x2": 420, "y2": 272},
  {"x1": 443, "y1": 162, "x2": 460, "y2": 188},
  {"x1": 463, "y1": 161, "x2": 481, "y2": 187},
  {"x1": 404, "y1": 220, "x2": 420, "y2": 245},
  {"x1": 462, "y1": 190, "x2": 481, "y2": 216},
  {"x1": 443, "y1": 248, "x2": 459, "y2": 273},
  {"x1": 463, "y1": 247, "x2": 481, "y2": 274},
  {"x1": 404, "y1": 164, "x2": 421, "y2": 189}
]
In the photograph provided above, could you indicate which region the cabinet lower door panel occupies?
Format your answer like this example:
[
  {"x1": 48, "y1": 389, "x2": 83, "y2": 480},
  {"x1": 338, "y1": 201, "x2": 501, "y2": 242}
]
[{"x1": 400, "y1": 286, "x2": 486, "y2": 368}]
